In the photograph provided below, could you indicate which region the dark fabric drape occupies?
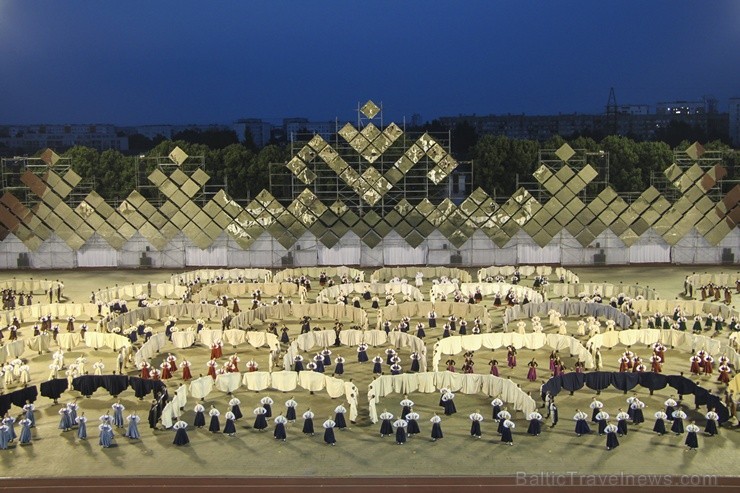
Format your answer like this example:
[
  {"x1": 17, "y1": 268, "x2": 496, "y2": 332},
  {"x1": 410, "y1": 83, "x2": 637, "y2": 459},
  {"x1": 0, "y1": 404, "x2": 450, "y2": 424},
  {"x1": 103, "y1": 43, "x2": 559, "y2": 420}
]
[
  {"x1": 637, "y1": 373, "x2": 668, "y2": 391},
  {"x1": 0, "y1": 386, "x2": 38, "y2": 415},
  {"x1": 584, "y1": 372, "x2": 612, "y2": 391},
  {"x1": 560, "y1": 373, "x2": 585, "y2": 392},
  {"x1": 610, "y1": 372, "x2": 639, "y2": 392},
  {"x1": 40, "y1": 379, "x2": 69, "y2": 399}
]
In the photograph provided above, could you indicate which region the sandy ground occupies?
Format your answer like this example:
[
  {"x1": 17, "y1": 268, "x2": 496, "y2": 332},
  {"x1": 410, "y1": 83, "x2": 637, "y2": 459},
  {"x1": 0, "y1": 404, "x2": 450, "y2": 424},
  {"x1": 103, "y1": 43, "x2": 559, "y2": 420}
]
[{"x1": 0, "y1": 264, "x2": 738, "y2": 479}]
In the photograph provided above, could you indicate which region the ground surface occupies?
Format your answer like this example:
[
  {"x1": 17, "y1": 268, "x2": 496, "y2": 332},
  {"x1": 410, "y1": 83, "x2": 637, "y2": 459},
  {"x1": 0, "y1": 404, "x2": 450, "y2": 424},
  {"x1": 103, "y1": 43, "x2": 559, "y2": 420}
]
[{"x1": 0, "y1": 265, "x2": 738, "y2": 482}]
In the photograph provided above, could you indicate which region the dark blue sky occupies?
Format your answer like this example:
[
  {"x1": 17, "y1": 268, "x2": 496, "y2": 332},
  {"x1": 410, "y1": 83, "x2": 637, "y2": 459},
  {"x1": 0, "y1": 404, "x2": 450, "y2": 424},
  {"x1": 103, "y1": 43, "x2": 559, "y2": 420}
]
[{"x1": 1, "y1": 0, "x2": 738, "y2": 125}]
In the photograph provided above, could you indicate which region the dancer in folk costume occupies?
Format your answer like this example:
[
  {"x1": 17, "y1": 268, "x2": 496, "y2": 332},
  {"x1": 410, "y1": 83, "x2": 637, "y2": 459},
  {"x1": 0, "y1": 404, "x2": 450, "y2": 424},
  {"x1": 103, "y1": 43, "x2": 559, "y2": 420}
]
[
  {"x1": 430, "y1": 413, "x2": 443, "y2": 441},
  {"x1": 173, "y1": 420, "x2": 189, "y2": 446},
  {"x1": 501, "y1": 418, "x2": 515, "y2": 445},
  {"x1": 574, "y1": 410, "x2": 591, "y2": 436},
  {"x1": 193, "y1": 404, "x2": 206, "y2": 428},
  {"x1": 323, "y1": 417, "x2": 337, "y2": 445},
  {"x1": 379, "y1": 411, "x2": 394, "y2": 437},
  {"x1": 253, "y1": 406, "x2": 268, "y2": 431},
  {"x1": 285, "y1": 397, "x2": 298, "y2": 422},
  {"x1": 273, "y1": 414, "x2": 288, "y2": 441},
  {"x1": 671, "y1": 409, "x2": 687, "y2": 435},
  {"x1": 469, "y1": 410, "x2": 484, "y2": 439},
  {"x1": 704, "y1": 409, "x2": 719, "y2": 436},
  {"x1": 125, "y1": 412, "x2": 141, "y2": 439},
  {"x1": 604, "y1": 422, "x2": 619, "y2": 450},
  {"x1": 527, "y1": 411, "x2": 542, "y2": 436},
  {"x1": 302, "y1": 409, "x2": 315, "y2": 435},
  {"x1": 653, "y1": 411, "x2": 668, "y2": 435},
  {"x1": 685, "y1": 421, "x2": 700, "y2": 451}
]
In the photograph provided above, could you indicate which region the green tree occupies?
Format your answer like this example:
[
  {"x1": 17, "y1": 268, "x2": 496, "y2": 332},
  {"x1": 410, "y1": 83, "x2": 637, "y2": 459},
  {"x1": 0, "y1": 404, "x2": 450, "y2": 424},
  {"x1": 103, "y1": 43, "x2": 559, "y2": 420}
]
[
  {"x1": 470, "y1": 135, "x2": 510, "y2": 197},
  {"x1": 600, "y1": 135, "x2": 641, "y2": 192}
]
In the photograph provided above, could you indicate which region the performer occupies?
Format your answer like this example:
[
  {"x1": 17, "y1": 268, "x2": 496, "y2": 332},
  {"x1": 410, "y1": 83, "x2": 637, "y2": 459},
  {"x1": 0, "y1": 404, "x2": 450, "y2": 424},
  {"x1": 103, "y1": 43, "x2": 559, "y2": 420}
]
[
  {"x1": 653, "y1": 411, "x2": 667, "y2": 435},
  {"x1": 650, "y1": 354, "x2": 662, "y2": 373},
  {"x1": 596, "y1": 411, "x2": 609, "y2": 435},
  {"x1": 393, "y1": 418, "x2": 408, "y2": 445},
  {"x1": 574, "y1": 410, "x2": 591, "y2": 436},
  {"x1": 98, "y1": 422, "x2": 114, "y2": 448},
  {"x1": 180, "y1": 359, "x2": 192, "y2": 381},
  {"x1": 253, "y1": 406, "x2": 268, "y2": 431},
  {"x1": 501, "y1": 418, "x2": 515, "y2": 445},
  {"x1": 718, "y1": 363, "x2": 732, "y2": 384},
  {"x1": 334, "y1": 355, "x2": 345, "y2": 376},
  {"x1": 615, "y1": 408, "x2": 630, "y2": 436},
  {"x1": 428, "y1": 413, "x2": 444, "y2": 442},
  {"x1": 629, "y1": 396, "x2": 646, "y2": 424},
  {"x1": 208, "y1": 406, "x2": 221, "y2": 433},
  {"x1": 404, "y1": 410, "x2": 420, "y2": 437},
  {"x1": 496, "y1": 409, "x2": 512, "y2": 434},
  {"x1": 323, "y1": 417, "x2": 337, "y2": 445},
  {"x1": 469, "y1": 410, "x2": 484, "y2": 438},
  {"x1": 372, "y1": 355, "x2": 383, "y2": 375},
  {"x1": 489, "y1": 359, "x2": 499, "y2": 376},
  {"x1": 527, "y1": 411, "x2": 542, "y2": 436},
  {"x1": 119, "y1": 410, "x2": 138, "y2": 439},
  {"x1": 703, "y1": 354, "x2": 714, "y2": 375},
  {"x1": 685, "y1": 421, "x2": 700, "y2": 451},
  {"x1": 76, "y1": 412, "x2": 87, "y2": 440},
  {"x1": 400, "y1": 395, "x2": 415, "y2": 419},
  {"x1": 173, "y1": 420, "x2": 189, "y2": 446},
  {"x1": 705, "y1": 409, "x2": 719, "y2": 436},
  {"x1": 223, "y1": 411, "x2": 237, "y2": 437},
  {"x1": 334, "y1": 405, "x2": 348, "y2": 430},
  {"x1": 229, "y1": 397, "x2": 243, "y2": 420},
  {"x1": 379, "y1": 410, "x2": 394, "y2": 437},
  {"x1": 112, "y1": 401, "x2": 125, "y2": 428},
  {"x1": 193, "y1": 403, "x2": 206, "y2": 428},
  {"x1": 357, "y1": 343, "x2": 369, "y2": 364},
  {"x1": 604, "y1": 422, "x2": 619, "y2": 450},
  {"x1": 590, "y1": 398, "x2": 604, "y2": 422},
  {"x1": 58, "y1": 406, "x2": 73, "y2": 432},
  {"x1": 689, "y1": 354, "x2": 702, "y2": 375},
  {"x1": 302, "y1": 409, "x2": 315, "y2": 435},
  {"x1": 441, "y1": 390, "x2": 456, "y2": 416},
  {"x1": 18, "y1": 417, "x2": 32, "y2": 445},
  {"x1": 410, "y1": 352, "x2": 420, "y2": 373},
  {"x1": 260, "y1": 396, "x2": 274, "y2": 417},
  {"x1": 671, "y1": 409, "x2": 687, "y2": 435},
  {"x1": 527, "y1": 359, "x2": 538, "y2": 382},
  {"x1": 506, "y1": 346, "x2": 517, "y2": 369},
  {"x1": 22, "y1": 402, "x2": 35, "y2": 428},
  {"x1": 293, "y1": 355, "x2": 304, "y2": 373},
  {"x1": 285, "y1": 397, "x2": 298, "y2": 422},
  {"x1": 270, "y1": 414, "x2": 287, "y2": 441}
]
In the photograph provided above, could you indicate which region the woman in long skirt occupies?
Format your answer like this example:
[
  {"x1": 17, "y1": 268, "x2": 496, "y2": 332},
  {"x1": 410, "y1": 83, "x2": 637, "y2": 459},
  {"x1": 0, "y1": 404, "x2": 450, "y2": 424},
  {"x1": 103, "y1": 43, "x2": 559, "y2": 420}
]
[
  {"x1": 595, "y1": 411, "x2": 610, "y2": 435},
  {"x1": 323, "y1": 418, "x2": 336, "y2": 445},
  {"x1": 334, "y1": 405, "x2": 348, "y2": 430},
  {"x1": 685, "y1": 422, "x2": 700, "y2": 451},
  {"x1": 274, "y1": 414, "x2": 288, "y2": 441},
  {"x1": 223, "y1": 411, "x2": 237, "y2": 436},
  {"x1": 379, "y1": 411, "x2": 394, "y2": 437},
  {"x1": 357, "y1": 344, "x2": 369, "y2": 363},
  {"x1": 125, "y1": 412, "x2": 141, "y2": 439},
  {"x1": 18, "y1": 417, "x2": 32, "y2": 445},
  {"x1": 208, "y1": 407, "x2": 221, "y2": 433},
  {"x1": 253, "y1": 406, "x2": 268, "y2": 431},
  {"x1": 98, "y1": 423, "x2": 114, "y2": 448},
  {"x1": 23, "y1": 402, "x2": 35, "y2": 428},
  {"x1": 527, "y1": 359, "x2": 538, "y2": 382},
  {"x1": 705, "y1": 409, "x2": 719, "y2": 436},
  {"x1": 497, "y1": 409, "x2": 511, "y2": 434},
  {"x1": 112, "y1": 401, "x2": 125, "y2": 429},
  {"x1": 193, "y1": 404, "x2": 206, "y2": 428},
  {"x1": 491, "y1": 397, "x2": 503, "y2": 421},
  {"x1": 653, "y1": 411, "x2": 667, "y2": 435},
  {"x1": 605, "y1": 423, "x2": 619, "y2": 450},
  {"x1": 394, "y1": 419, "x2": 408, "y2": 445},
  {"x1": 430, "y1": 414, "x2": 443, "y2": 441},
  {"x1": 76, "y1": 413, "x2": 88, "y2": 440},
  {"x1": 501, "y1": 419, "x2": 515, "y2": 445},
  {"x1": 173, "y1": 420, "x2": 189, "y2": 446},
  {"x1": 58, "y1": 407, "x2": 73, "y2": 432},
  {"x1": 302, "y1": 409, "x2": 315, "y2": 435},
  {"x1": 441, "y1": 392, "x2": 456, "y2": 416},
  {"x1": 574, "y1": 410, "x2": 591, "y2": 436},
  {"x1": 334, "y1": 356, "x2": 345, "y2": 376},
  {"x1": 469, "y1": 411, "x2": 483, "y2": 438},
  {"x1": 372, "y1": 356, "x2": 383, "y2": 375},
  {"x1": 285, "y1": 398, "x2": 298, "y2": 422},
  {"x1": 671, "y1": 410, "x2": 687, "y2": 435},
  {"x1": 0, "y1": 425, "x2": 10, "y2": 449},
  {"x1": 406, "y1": 411, "x2": 420, "y2": 436},
  {"x1": 260, "y1": 397, "x2": 273, "y2": 418},
  {"x1": 229, "y1": 397, "x2": 243, "y2": 420},
  {"x1": 527, "y1": 412, "x2": 542, "y2": 436},
  {"x1": 410, "y1": 353, "x2": 420, "y2": 373},
  {"x1": 616, "y1": 409, "x2": 630, "y2": 436}
]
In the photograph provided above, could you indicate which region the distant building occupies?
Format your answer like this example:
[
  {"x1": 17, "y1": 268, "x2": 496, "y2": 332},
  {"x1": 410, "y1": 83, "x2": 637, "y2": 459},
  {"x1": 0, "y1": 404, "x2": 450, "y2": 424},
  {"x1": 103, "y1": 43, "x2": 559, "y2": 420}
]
[
  {"x1": 283, "y1": 118, "x2": 338, "y2": 142},
  {"x1": 729, "y1": 98, "x2": 740, "y2": 146},
  {"x1": 655, "y1": 100, "x2": 706, "y2": 115},
  {"x1": 233, "y1": 119, "x2": 272, "y2": 148},
  {"x1": 0, "y1": 124, "x2": 128, "y2": 153}
]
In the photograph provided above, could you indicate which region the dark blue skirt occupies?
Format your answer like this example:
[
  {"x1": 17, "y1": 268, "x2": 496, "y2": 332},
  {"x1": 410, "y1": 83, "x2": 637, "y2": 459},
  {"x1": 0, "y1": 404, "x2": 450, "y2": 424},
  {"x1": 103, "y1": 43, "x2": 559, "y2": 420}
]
[
  {"x1": 334, "y1": 363, "x2": 344, "y2": 375},
  {"x1": 380, "y1": 420, "x2": 393, "y2": 436},
  {"x1": 194, "y1": 412, "x2": 205, "y2": 428},
  {"x1": 617, "y1": 420, "x2": 628, "y2": 435},
  {"x1": 598, "y1": 420, "x2": 607, "y2": 435},
  {"x1": 470, "y1": 421, "x2": 481, "y2": 437},
  {"x1": 416, "y1": 329, "x2": 425, "y2": 339},
  {"x1": 407, "y1": 419, "x2": 420, "y2": 435},
  {"x1": 429, "y1": 319, "x2": 436, "y2": 328},
  {"x1": 671, "y1": 419, "x2": 684, "y2": 434},
  {"x1": 501, "y1": 427, "x2": 513, "y2": 443},
  {"x1": 528, "y1": 420, "x2": 541, "y2": 436},
  {"x1": 443, "y1": 401, "x2": 456, "y2": 416},
  {"x1": 254, "y1": 415, "x2": 268, "y2": 430},
  {"x1": 431, "y1": 423, "x2": 443, "y2": 439},
  {"x1": 274, "y1": 423, "x2": 286, "y2": 440},
  {"x1": 396, "y1": 428, "x2": 407, "y2": 444},
  {"x1": 606, "y1": 432, "x2": 619, "y2": 449},
  {"x1": 173, "y1": 428, "x2": 189, "y2": 446},
  {"x1": 575, "y1": 420, "x2": 591, "y2": 435},
  {"x1": 294, "y1": 361, "x2": 304, "y2": 372},
  {"x1": 685, "y1": 431, "x2": 698, "y2": 449},
  {"x1": 653, "y1": 419, "x2": 666, "y2": 435},
  {"x1": 358, "y1": 351, "x2": 368, "y2": 363},
  {"x1": 263, "y1": 404, "x2": 272, "y2": 418},
  {"x1": 492, "y1": 405, "x2": 501, "y2": 420},
  {"x1": 232, "y1": 405, "x2": 243, "y2": 420},
  {"x1": 223, "y1": 419, "x2": 236, "y2": 434},
  {"x1": 324, "y1": 427, "x2": 336, "y2": 444},
  {"x1": 373, "y1": 363, "x2": 382, "y2": 374},
  {"x1": 286, "y1": 408, "x2": 297, "y2": 421},
  {"x1": 303, "y1": 418, "x2": 314, "y2": 434},
  {"x1": 208, "y1": 416, "x2": 220, "y2": 433},
  {"x1": 705, "y1": 420, "x2": 717, "y2": 435},
  {"x1": 632, "y1": 409, "x2": 644, "y2": 424},
  {"x1": 410, "y1": 360, "x2": 420, "y2": 372},
  {"x1": 335, "y1": 413, "x2": 347, "y2": 429}
]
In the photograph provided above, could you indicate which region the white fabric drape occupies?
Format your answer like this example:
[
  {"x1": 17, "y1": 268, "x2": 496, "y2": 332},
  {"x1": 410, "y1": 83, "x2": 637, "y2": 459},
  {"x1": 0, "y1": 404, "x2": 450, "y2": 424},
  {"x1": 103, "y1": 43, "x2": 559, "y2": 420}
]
[
  {"x1": 171, "y1": 268, "x2": 272, "y2": 285},
  {"x1": 185, "y1": 246, "x2": 228, "y2": 267},
  {"x1": 370, "y1": 267, "x2": 472, "y2": 283}
]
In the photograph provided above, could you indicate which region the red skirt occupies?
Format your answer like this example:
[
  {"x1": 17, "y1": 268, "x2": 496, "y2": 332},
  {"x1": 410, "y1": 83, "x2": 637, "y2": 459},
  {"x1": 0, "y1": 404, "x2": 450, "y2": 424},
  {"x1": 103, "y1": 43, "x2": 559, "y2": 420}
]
[
  {"x1": 619, "y1": 362, "x2": 628, "y2": 372},
  {"x1": 169, "y1": 361, "x2": 177, "y2": 372},
  {"x1": 690, "y1": 362, "x2": 701, "y2": 374},
  {"x1": 182, "y1": 366, "x2": 192, "y2": 381},
  {"x1": 141, "y1": 368, "x2": 150, "y2": 380},
  {"x1": 704, "y1": 362, "x2": 713, "y2": 374},
  {"x1": 490, "y1": 366, "x2": 499, "y2": 376},
  {"x1": 161, "y1": 367, "x2": 172, "y2": 379},
  {"x1": 651, "y1": 362, "x2": 661, "y2": 373},
  {"x1": 718, "y1": 371, "x2": 730, "y2": 384},
  {"x1": 208, "y1": 366, "x2": 217, "y2": 379}
]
